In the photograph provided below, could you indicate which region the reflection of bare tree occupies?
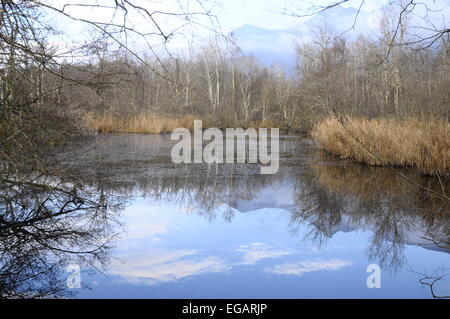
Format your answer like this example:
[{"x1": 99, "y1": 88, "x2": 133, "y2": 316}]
[
  {"x1": 290, "y1": 167, "x2": 345, "y2": 248},
  {"x1": 88, "y1": 164, "x2": 281, "y2": 221},
  {"x1": 0, "y1": 175, "x2": 122, "y2": 298},
  {"x1": 419, "y1": 215, "x2": 450, "y2": 251},
  {"x1": 49, "y1": 133, "x2": 450, "y2": 286},
  {"x1": 412, "y1": 268, "x2": 450, "y2": 299},
  {"x1": 290, "y1": 154, "x2": 450, "y2": 274},
  {"x1": 60, "y1": 134, "x2": 287, "y2": 221},
  {"x1": 367, "y1": 223, "x2": 407, "y2": 274}
]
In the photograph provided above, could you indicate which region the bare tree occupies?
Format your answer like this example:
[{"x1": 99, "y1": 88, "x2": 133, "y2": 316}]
[{"x1": 282, "y1": 0, "x2": 450, "y2": 51}]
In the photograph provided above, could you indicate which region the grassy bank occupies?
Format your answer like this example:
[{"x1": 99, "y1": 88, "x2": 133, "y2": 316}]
[{"x1": 312, "y1": 116, "x2": 450, "y2": 176}]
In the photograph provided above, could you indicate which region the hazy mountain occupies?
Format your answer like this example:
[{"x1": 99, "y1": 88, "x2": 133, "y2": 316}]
[{"x1": 230, "y1": 5, "x2": 377, "y2": 70}]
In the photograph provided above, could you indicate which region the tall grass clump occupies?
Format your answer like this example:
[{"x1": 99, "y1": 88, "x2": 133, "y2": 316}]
[
  {"x1": 85, "y1": 112, "x2": 195, "y2": 134},
  {"x1": 312, "y1": 116, "x2": 450, "y2": 176}
]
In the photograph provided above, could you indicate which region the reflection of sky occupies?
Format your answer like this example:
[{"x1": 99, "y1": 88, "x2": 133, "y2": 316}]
[{"x1": 77, "y1": 190, "x2": 450, "y2": 298}]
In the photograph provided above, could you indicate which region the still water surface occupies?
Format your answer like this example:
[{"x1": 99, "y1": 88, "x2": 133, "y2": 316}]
[{"x1": 9, "y1": 133, "x2": 450, "y2": 298}]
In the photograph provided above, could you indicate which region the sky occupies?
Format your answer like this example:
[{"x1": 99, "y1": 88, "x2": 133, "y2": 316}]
[
  {"x1": 41, "y1": 0, "x2": 450, "y2": 60},
  {"x1": 42, "y1": 1, "x2": 383, "y2": 51},
  {"x1": 44, "y1": 0, "x2": 450, "y2": 33},
  {"x1": 217, "y1": 0, "x2": 387, "y2": 30}
]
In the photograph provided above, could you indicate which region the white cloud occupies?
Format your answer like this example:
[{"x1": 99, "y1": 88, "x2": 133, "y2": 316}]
[
  {"x1": 265, "y1": 259, "x2": 353, "y2": 276},
  {"x1": 109, "y1": 242, "x2": 296, "y2": 286},
  {"x1": 109, "y1": 249, "x2": 231, "y2": 285},
  {"x1": 237, "y1": 242, "x2": 292, "y2": 265},
  {"x1": 120, "y1": 222, "x2": 169, "y2": 241}
]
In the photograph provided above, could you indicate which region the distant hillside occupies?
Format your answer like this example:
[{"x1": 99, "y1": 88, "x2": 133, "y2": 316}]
[{"x1": 230, "y1": 6, "x2": 377, "y2": 71}]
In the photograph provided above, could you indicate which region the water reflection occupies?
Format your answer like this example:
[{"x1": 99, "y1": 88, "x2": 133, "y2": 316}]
[
  {"x1": 0, "y1": 173, "x2": 122, "y2": 298},
  {"x1": 1, "y1": 134, "x2": 449, "y2": 298},
  {"x1": 291, "y1": 161, "x2": 450, "y2": 274}
]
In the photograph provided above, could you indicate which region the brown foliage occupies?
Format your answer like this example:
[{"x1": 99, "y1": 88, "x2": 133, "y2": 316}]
[{"x1": 312, "y1": 116, "x2": 450, "y2": 175}]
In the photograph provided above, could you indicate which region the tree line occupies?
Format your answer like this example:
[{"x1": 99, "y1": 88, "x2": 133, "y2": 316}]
[{"x1": 1, "y1": 1, "x2": 449, "y2": 154}]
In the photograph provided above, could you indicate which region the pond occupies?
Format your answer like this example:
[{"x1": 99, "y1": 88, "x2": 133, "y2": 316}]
[{"x1": 1, "y1": 133, "x2": 449, "y2": 298}]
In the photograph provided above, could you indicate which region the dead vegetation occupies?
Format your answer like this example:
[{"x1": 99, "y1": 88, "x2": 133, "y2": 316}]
[
  {"x1": 312, "y1": 116, "x2": 450, "y2": 176},
  {"x1": 84, "y1": 113, "x2": 195, "y2": 134}
]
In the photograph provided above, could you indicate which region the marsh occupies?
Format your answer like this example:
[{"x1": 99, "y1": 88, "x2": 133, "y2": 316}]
[{"x1": 1, "y1": 133, "x2": 448, "y2": 298}]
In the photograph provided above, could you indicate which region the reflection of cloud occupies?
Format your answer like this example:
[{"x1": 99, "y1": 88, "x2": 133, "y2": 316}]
[
  {"x1": 122, "y1": 222, "x2": 169, "y2": 240},
  {"x1": 109, "y1": 250, "x2": 230, "y2": 285},
  {"x1": 265, "y1": 259, "x2": 353, "y2": 276},
  {"x1": 237, "y1": 242, "x2": 292, "y2": 265},
  {"x1": 110, "y1": 242, "x2": 295, "y2": 286}
]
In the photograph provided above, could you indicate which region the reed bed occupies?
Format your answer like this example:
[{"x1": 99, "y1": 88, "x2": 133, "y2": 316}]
[
  {"x1": 85, "y1": 113, "x2": 195, "y2": 134},
  {"x1": 85, "y1": 112, "x2": 297, "y2": 134},
  {"x1": 312, "y1": 116, "x2": 450, "y2": 176}
]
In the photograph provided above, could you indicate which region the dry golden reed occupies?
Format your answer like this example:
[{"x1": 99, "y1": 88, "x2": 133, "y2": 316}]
[
  {"x1": 84, "y1": 112, "x2": 295, "y2": 134},
  {"x1": 85, "y1": 113, "x2": 195, "y2": 134},
  {"x1": 312, "y1": 116, "x2": 450, "y2": 176}
]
